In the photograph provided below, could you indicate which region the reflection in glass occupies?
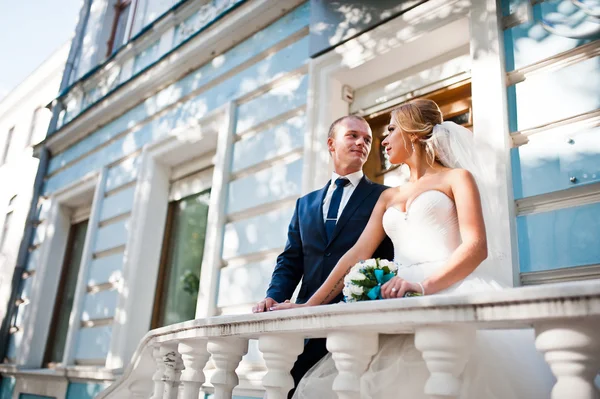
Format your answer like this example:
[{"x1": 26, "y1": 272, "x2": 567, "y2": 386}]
[
  {"x1": 44, "y1": 220, "x2": 88, "y2": 366},
  {"x1": 154, "y1": 190, "x2": 210, "y2": 327}
]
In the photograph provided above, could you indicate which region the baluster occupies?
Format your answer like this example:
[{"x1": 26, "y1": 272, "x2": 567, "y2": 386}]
[
  {"x1": 326, "y1": 331, "x2": 379, "y2": 399},
  {"x1": 161, "y1": 343, "x2": 183, "y2": 399},
  {"x1": 207, "y1": 337, "x2": 249, "y2": 399},
  {"x1": 414, "y1": 325, "x2": 475, "y2": 399},
  {"x1": 259, "y1": 335, "x2": 304, "y2": 399},
  {"x1": 535, "y1": 320, "x2": 600, "y2": 399},
  {"x1": 179, "y1": 339, "x2": 211, "y2": 399},
  {"x1": 151, "y1": 346, "x2": 166, "y2": 399}
]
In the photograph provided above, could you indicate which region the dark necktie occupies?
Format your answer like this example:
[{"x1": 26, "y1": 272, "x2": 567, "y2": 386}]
[{"x1": 325, "y1": 177, "x2": 350, "y2": 240}]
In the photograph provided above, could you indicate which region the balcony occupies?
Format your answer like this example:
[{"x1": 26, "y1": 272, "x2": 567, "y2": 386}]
[{"x1": 97, "y1": 280, "x2": 600, "y2": 399}]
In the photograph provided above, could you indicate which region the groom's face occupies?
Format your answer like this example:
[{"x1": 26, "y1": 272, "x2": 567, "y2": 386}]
[{"x1": 328, "y1": 118, "x2": 372, "y2": 173}]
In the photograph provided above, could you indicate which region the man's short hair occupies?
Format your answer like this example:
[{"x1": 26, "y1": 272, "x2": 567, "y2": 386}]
[{"x1": 328, "y1": 115, "x2": 370, "y2": 139}]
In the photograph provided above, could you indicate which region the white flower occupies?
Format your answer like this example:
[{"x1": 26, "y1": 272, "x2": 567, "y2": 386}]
[
  {"x1": 343, "y1": 285, "x2": 352, "y2": 298},
  {"x1": 363, "y1": 259, "x2": 377, "y2": 267},
  {"x1": 378, "y1": 259, "x2": 397, "y2": 271},
  {"x1": 347, "y1": 272, "x2": 366, "y2": 282},
  {"x1": 349, "y1": 284, "x2": 364, "y2": 295}
]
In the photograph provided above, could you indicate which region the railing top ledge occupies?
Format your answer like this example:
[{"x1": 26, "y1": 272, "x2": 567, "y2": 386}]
[{"x1": 147, "y1": 280, "x2": 600, "y2": 343}]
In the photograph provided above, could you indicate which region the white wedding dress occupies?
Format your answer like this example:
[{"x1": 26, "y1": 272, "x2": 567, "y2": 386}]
[{"x1": 293, "y1": 190, "x2": 555, "y2": 399}]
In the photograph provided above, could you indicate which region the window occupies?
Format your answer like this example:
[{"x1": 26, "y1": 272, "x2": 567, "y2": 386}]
[
  {"x1": 151, "y1": 190, "x2": 210, "y2": 328},
  {"x1": 107, "y1": 0, "x2": 132, "y2": 56},
  {"x1": 43, "y1": 219, "x2": 89, "y2": 367},
  {"x1": 131, "y1": 0, "x2": 177, "y2": 37},
  {"x1": 1, "y1": 127, "x2": 14, "y2": 165},
  {"x1": 0, "y1": 195, "x2": 17, "y2": 253}
]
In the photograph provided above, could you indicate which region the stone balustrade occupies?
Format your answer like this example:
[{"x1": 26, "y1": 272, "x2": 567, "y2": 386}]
[{"x1": 97, "y1": 280, "x2": 600, "y2": 399}]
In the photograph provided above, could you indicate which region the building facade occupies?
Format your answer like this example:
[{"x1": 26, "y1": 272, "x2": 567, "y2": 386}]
[
  {"x1": 0, "y1": 43, "x2": 70, "y2": 398},
  {"x1": 1, "y1": 0, "x2": 598, "y2": 398}
]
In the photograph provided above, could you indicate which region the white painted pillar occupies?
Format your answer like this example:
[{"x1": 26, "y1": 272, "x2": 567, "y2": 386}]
[
  {"x1": 326, "y1": 331, "x2": 379, "y2": 399},
  {"x1": 414, "y1": 325, "x2": 476, "y2": 399},
  {"x1": 179, "y1": 339, "x2": 211, "y2": 399},
  {"x1": 535, "y1": 321, "x2": 600, "y2": 399},
  {"x1": 207, "y1": 337, "x2": 249, "y2": 399},
  {"x1": 259, "y1": 335, "x2": 304, "y2": 399}
]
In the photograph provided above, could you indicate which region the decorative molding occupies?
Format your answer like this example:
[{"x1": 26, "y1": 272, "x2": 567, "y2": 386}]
[
  {"x1": 81, "y1": 317, "x2": 114, "y2": 328},
  {"x1": 229, "y1": 148, "x2": 304, "y2": 182},
  {"x1": 87, "y1": 281, "x2": 119, "y2": 294},
  {"x1": 225, "y1": 196, "x2": 298, "y2": 224},
  {"x1": 510, "y1": 108, "x2": 600, "y2": 147},
  {"x1": 507, "y1": 40, "x2": 600, "y2": 86},
  {"x1": 98, "y1": 212, "x2": 130, "y2": 227},
  {"x1": 93, "y1": 244, "x2": 126, "y2": 259},
  {"x1": 107, "y1": 104, "x2": 230, "y2": 370},
  {"x1": 235, "y1": 106, "x2": 305, "y2": 141},
  {"x1": 16, "y1": 170, "x2": 101, "y2": 368},
  {"x1": 516, "y1": 181, "x2": 600, "y2": 216},
  {"x1": 45, "y1": 0, "x2": 305, "y2": 156},
  {"x1": 521, "y1": 264, "x2": 600, "y2": 285}
]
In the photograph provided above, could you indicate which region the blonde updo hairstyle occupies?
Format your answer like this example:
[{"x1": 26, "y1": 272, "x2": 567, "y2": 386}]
[{"x1": 390, "y1": 99, "x2": 443, "y2": 166}]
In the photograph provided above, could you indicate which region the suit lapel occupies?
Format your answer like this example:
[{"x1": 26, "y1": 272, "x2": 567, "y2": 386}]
[
  {"x1": 327, "y1": 176, "x2": 376, "y2": 246},
  {"x1": 314, "y1": 181, "x2": 331, "y2": 245}
]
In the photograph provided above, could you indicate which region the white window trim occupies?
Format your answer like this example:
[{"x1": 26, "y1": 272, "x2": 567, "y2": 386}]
[
  {"x1": 304, "y1": 0, "x2": 517, "y2": 286},
  {"x1": 17, "y1": 169, "x2": 105, "y2": 368},
  {"x1": 107, "y1": 102, "x2": 234, "y2": 370},
  {"x1": 12, "y1": 373, "x2": 68, "y2": 399}
]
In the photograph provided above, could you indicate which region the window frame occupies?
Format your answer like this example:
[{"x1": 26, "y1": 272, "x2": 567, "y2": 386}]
[
  {"x1": 1, "y1": 126, "x2": 15, "y2": 165},
  {"x1": 106, "y1": 0, "x2": 134, "y2": 57},
  {"x1": 43, "y1": 217, "x2": 90, "y2": 368}
]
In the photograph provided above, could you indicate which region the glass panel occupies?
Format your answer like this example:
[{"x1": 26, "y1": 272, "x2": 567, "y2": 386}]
[
  {"x1": 157, "y1": 191, "x2": 210, "y2": 327},
  {"x1": 111, "y1": 3, "x2": 131, "y2": 54},
  {"x1": 132, "y1": 0, "x2": 176, "y2": 36},
  {"x1": 45, "y1": 220, "x2": 88, "y2": 365}
]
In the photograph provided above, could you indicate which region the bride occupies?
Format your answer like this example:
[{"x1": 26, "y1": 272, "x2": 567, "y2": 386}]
[{"x1": 271, "y1": 99, "x2": 554, "y2": 398}]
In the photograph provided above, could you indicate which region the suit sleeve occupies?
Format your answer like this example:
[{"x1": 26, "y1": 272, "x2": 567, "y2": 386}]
[{"x1": 266, "y1": 199, "x2": 304, "y2": 302}]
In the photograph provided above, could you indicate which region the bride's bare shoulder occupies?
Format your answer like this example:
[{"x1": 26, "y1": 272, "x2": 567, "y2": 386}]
[{"x1": 379, "y1": 185, "x2": 402, "y2": 206}]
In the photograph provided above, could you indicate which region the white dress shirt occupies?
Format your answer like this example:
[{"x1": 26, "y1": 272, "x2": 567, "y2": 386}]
[{"x1": 322, "y1": 170, "x2": 364, "y2": 223}]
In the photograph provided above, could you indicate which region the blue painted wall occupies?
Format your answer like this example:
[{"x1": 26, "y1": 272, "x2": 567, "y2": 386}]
[
  {"x1": 8, "y1": 1, "x2": 311, "y2": 367},
  {"x1": 0, "y1": 377, "x2": 15, "y2": 399},
  {"x1": 18, "y1": 395, "x2": 54, "y2": 399},
  {"x1": 65, "y1": 382, "x2": 106, "y2": 399},
  {"x1": 502, "y1": 0, "x2": 600, "y2": 274}
]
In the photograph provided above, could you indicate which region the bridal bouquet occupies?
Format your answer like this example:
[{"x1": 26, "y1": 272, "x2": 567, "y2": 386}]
[
  {"x1": 343, "y1": 258, "x2": 422, "y2": 302},
  {"x1": 343, "y1": 258, "x2": 397, "y2": 302}
]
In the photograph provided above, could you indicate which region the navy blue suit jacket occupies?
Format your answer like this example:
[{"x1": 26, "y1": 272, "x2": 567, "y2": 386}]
[{"x1": 267, "y1": 176, "x2": 395, "y2": 304}]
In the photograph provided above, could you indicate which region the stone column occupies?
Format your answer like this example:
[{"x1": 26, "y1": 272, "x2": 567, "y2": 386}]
[
  {"x1": 326, "y1": 331, "x2": 379, "y2": 399},
  {"x1": 259, "y1": 335, "x2": 304, "y2": 399},
  {"x1": 207, "y1": 337, "x2": 249, "y2": 399},
  {"x1": 414, "y1": 325, "x2": 476, "y2": 399},
  {"x1": 536, "y1": 320, "x2": 600, "y2": 399}
]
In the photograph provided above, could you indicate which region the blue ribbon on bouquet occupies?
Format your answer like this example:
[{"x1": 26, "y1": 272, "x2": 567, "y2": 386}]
[{"x1": 366, "y1": 269, "x2": 395, "y2": 300}]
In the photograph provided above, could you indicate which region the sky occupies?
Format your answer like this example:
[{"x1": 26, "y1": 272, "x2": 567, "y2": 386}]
[{"x1": 0, "y1": 0, "x2": 83, "y2": 101}]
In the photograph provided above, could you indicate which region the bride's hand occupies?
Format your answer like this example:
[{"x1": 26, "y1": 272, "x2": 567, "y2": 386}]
[
  {"x1": 268, "y1": 300, "x2": 309, "y2": 311},
  {"x1": 381, "y1": 277, "x2": 421, "y2": 299}
]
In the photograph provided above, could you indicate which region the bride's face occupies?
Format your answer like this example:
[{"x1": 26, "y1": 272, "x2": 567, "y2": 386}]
[{"x1": 381, "y1": 121, "x2": 413, "y2": 165}]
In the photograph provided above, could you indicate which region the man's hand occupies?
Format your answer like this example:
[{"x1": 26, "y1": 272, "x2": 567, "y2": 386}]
[
  {"x1": 270, "y1": 300, "x2": 308, "y2": 311},
  {"x1": 252, "y1": 297, "x2": 278, "y2": 313}
]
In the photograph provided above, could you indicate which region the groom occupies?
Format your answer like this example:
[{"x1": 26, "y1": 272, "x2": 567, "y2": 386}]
[{"x1": 252, "y1": 115, "x2": 394, "y2": 397}]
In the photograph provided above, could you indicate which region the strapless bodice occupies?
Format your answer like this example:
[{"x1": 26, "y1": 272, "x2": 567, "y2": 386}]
[{"x1": 383, "y1": 190, "x2": 460, "y2": 267}]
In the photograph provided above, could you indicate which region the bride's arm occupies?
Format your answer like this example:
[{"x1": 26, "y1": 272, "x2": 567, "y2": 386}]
[
  {"x1": 421, "y1": 169, "x2": 488, "y2": 295},
  {"x1": 272, "y1": 190, "x2": 392, "y2": 309}
]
